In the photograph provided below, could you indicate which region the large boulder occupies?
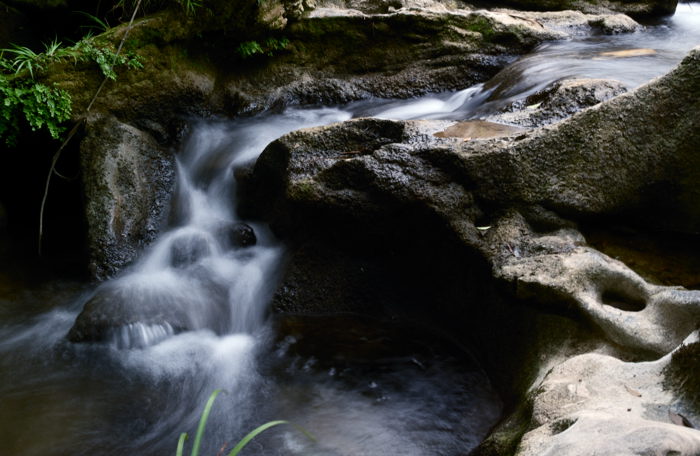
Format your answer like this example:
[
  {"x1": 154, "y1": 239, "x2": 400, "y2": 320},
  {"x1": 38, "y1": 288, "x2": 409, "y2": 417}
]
[
  {"x1": 247, "y1": 51, "x2": 700, "y2": 236},
  {"x1": 242, "y1": 47, "x2": 700, "y2": 454},
  {"x1": 80, "y1": 114, "x2": 175, "y2": 279}
]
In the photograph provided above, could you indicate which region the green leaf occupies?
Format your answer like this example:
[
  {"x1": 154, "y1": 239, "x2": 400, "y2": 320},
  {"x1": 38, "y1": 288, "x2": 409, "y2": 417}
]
[
  {"x1": 191, "y1": 389, "x2": 223, "y2": 456},
  {"x1": 227, "y1": 421, "x2": 290, "y2": 456},
  {"x1": 176, "y1": 433, "x2": 188, "y2": 456}
]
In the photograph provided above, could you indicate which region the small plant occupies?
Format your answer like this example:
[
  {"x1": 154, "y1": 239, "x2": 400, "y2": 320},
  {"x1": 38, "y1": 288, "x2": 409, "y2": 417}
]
[
  {"x1": 176, "y1": 389, "x2": 315, "y2": 456},
  {"x1": 236, "y1": 37, "x2": 290, "y2": 59},
  {"x1": 1, "y1": 44, "x2": 42, "y2": 78},
  {"x1": 116, "y1": 0, "x2": 204, "y2": 16},
  {"x1": 74, "y1": 37, "x2": 143, "y2": 80},
  {"x1": 0, "y1": 75, "x2": 72, "y2": 145},
  {"x1": 76, "y1": 11, "x2": 112, "y2": 33},
  {"x1": 0, "y1": 34, "x2": 142, "y2": 144},
  {"x1": 179, "y1": 0, "x2": 203, "y2": 16}
]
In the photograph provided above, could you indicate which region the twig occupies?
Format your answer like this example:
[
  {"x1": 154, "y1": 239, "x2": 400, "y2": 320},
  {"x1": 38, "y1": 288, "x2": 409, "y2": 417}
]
[
  {"x1": 38, "y1": 0, "x2": 143, "y2": 254},
  {"x1": 38, "y1": 119, "x2": 85, "y2": 255}
]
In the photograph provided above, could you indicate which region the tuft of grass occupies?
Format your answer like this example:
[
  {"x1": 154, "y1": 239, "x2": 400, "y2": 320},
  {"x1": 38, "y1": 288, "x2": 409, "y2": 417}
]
[
  {"x1": 115, "y1": 0, "x2": 204, "y2": 16},
  {"x1": 75, "y1": 11, "x2": 112, "y2": 32},
  {"x1": 177, "y1": 390, "x2": 316, "y2": 456},
  {"x1": 1, "y1": 44, "x2": 41, "y2": 78}
]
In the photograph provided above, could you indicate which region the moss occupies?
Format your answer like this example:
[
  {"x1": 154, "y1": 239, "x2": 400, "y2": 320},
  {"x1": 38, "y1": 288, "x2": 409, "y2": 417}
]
[
  {"x1": 471, "y1": 401, "x2": 533, "y2": 456},
  {"x1": 465, "y1": 15, "x2": 496, "y2": 40},
  {"x1": 288, "y1": 180, "x2": 318, "y2": 200},
  {"x1": 663, "y1": 341, "x2": 700, "y2": 411}
]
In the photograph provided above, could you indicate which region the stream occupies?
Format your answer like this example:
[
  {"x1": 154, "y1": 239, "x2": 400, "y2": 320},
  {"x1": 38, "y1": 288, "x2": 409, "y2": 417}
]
[{"x1": 1, "y1": 4, "x2": 699, "y2": 455}]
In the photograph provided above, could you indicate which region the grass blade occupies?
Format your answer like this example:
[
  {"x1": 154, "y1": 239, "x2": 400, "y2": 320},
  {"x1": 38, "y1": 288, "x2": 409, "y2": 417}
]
[
  {"x1": 176, "y1": 433, "x2": 188, "y2": 456},
  {"x1": 75, "y1": 11, "x2": 111, "y2": 32},
  {"x1": 227, "y1": 421, "x2": 289, "y2": 456},
  {"x1": 191, "y1": 389, "x2": 223, "y2": 456}
]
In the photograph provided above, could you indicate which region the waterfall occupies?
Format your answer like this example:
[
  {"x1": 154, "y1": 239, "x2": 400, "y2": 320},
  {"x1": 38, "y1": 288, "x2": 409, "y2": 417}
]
[{"x1": 99, "y1": 107, "x2": 352, "y2": 348}]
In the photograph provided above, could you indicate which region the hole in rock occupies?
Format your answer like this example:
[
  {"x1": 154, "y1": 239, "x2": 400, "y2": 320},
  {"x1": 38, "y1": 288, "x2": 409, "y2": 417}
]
[{"x1": 601, "y1": 288, "x2": 646, "y2": 312}]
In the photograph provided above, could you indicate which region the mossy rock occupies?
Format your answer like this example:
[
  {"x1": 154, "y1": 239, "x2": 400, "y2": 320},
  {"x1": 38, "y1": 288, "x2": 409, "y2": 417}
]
[{"x1": 664, "y1": 341, "x2": 700, "y2": 411}]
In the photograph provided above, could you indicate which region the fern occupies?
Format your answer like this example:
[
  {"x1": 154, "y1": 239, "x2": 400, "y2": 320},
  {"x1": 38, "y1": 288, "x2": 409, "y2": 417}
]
[
  {"x1": 0, "y1": 77, "x2": 72, "y2": 145},
  {"x1": 236, "y1": 37, "x2": 289, "y2": 58},
  {"x1": 0, "y1": 35, "x2": 141, "y2": 145}
]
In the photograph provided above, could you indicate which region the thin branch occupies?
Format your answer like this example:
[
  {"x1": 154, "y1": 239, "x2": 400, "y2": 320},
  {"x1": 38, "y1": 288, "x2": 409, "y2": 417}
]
[
  {"x1": 38, "y1": 0, "x2": 143, "y2": 254},
  {"x1": 38, "y1": 119, "x2": 85, "y2": 255}
]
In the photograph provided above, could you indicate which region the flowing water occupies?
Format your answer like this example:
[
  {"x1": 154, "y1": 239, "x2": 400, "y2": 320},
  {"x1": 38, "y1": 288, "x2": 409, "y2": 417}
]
[
  {"x1": 353, "y1": 3, "x2": 700, "y2": 120},
  {"x1": 1, "y1": 4, "x2": 699, "y2": 455}
]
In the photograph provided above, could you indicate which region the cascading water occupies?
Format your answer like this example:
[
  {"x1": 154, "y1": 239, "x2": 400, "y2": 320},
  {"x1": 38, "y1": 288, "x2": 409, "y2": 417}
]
[
  {"x1": 95, "y1": 107, "x2": 352, "y2": 349},
  {"x1": 1, "y1": 4, "x2": 700, "y2": 455}
]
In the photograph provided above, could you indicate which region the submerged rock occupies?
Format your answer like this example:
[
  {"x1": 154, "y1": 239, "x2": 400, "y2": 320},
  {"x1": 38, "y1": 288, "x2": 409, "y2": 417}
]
[
  {"x1": 67, "y1": 272, "x2": 231, "y2": 344},
  {"x1": 226, "y1": 222, "x2": 257, "y2": 248},
  {"x1": 489, "y1": 77, "x2": 628, "y2": 127},
  {"x1": 170, "y1": 232, "x2": 214, "y2": 268}
]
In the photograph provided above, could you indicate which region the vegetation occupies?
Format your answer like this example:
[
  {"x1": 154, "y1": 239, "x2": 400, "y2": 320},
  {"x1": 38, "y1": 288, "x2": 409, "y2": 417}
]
[
  {"x1": 116, "y1": 0, "x2": 205, "y2": 16},
  {"x1": 0, "y1": 34, "x2": 143, "y2": 145},
  {"x1": 236, "y1": 37, "x2": 290, "y2": 58},
  {"x1": 664, "y1": 341, "x2": 700, "y2": 410},
  {"x1": 176, "y1": 389, "x2": 315, "y2": 456}
]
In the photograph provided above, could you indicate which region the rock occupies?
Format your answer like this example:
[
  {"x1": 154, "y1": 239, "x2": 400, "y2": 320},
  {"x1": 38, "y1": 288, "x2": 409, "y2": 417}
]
[
  {"x1": 514, "y1": 336, "x2": 700, "y2": 455},
  {"x1": 67, "y1": 270, "x2": 231, "y2": 343},
  {"x1": 489, "y1": 78, "x2": 628, "y2": 127},
  {"x1": 247, "y1": 47, "x2": 700, "y2": 330},
  {"x1": 345, "y1": 0, "x2": 403, "y2": 14},
  {"x1": 80, "y1": 114, "x2": 176, "y2": 279},
  {"x1": 491, "y1": 212, "x2": 700, "y2": 355},
  {"x1": 170, "y1": 231, "x2": 214, "y2": 268},
  {"x1": 664, "y1": 341, "x2": 700, "y2": 412},
  {"x1": 225, "y1": 222, "x2": 257, "y2": 248},
  {"x1": 458, "y1": 48, "x2": 700, "y2": 231},
  {"x1": 434, "y1": 120, "x2": 527, "y2": 138},
  {"x1": 488, "y1": 0, "x2": 677, "y2": 18},
  {"x1": 242, "y1": 49, "x2": 700, "y2": 455}
]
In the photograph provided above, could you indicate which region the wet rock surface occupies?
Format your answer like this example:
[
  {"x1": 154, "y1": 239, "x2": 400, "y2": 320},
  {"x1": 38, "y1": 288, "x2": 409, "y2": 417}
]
[
  {"x1": 243, "y1": 47, "x2": 700, "y2": 455},
  {"x1": 486, "y1": 0, "x2": 677, "y2": 18},
  {"x1": 226, "y1": 222, "x2": 257, "y2": 248},
  {"x1": 488, "y1": 77, "x2": 628, "y2": 127},
  {"x1": 67, "y1": 272, "x2": 232, "y2": 344},
  {"x1": 80, "y1": 114, "x2": 175, "y2": 279}
]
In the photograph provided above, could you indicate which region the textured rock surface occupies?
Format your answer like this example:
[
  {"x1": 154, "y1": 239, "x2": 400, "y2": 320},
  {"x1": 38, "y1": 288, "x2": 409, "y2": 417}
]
[
  {"x1": 515, "y1": 334, "x2": 700, "y2": 456},
  {"x1": 321, "y1": 0, "x2": 676, "y2": 18},
  {"x1": 488, "y1": 77, "x2": 628, "y2": 127},
  {"x1": 488, "y1": 0, "x2": 677, "y2": 18},
  {"x1": 80, "y1": 114, "x2": 175, "y2": 279},
  {"x1": 247, "y1": 47, "x2": 700, "y2": 234},
  {"x1": 242, "y1": 47, "x2": 700, "y2": 454}
]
